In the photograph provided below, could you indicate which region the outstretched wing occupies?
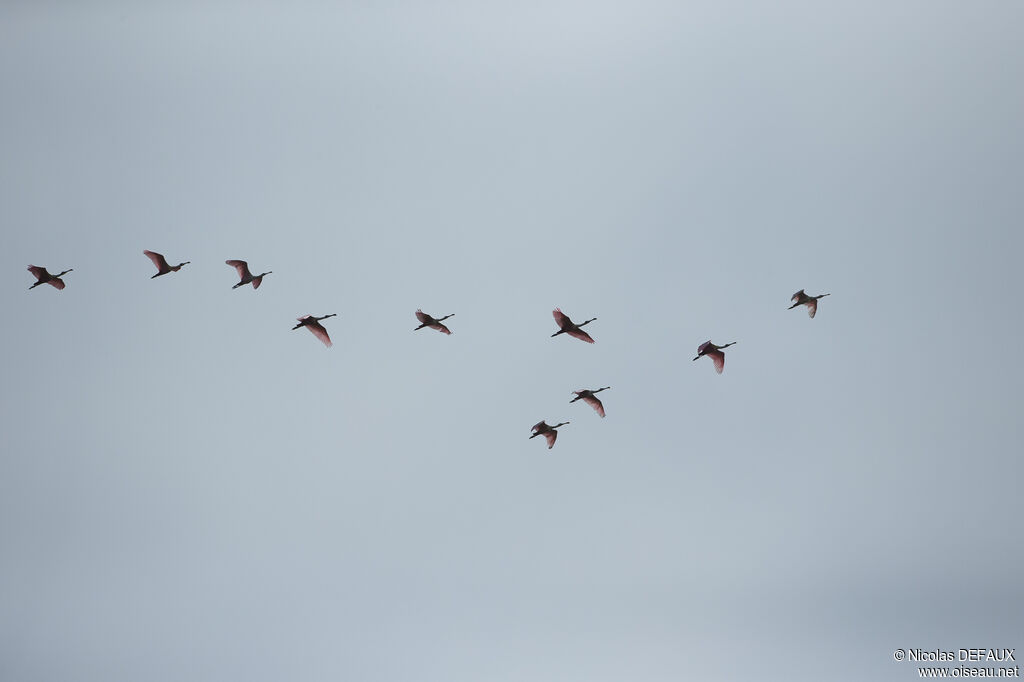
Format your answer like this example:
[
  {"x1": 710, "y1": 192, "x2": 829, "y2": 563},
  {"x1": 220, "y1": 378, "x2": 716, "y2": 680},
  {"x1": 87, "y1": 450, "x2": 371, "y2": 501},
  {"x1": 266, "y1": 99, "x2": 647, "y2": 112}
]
[
  {"x1": 806, "y1": 299, "x2": 818, "y2": 318},
  {"x1": 697, "y1": 340, "x2": 712, "y2": 355},
  {"x1": 582, "y1": 394, "x2": 605, "y2": 417},
  {"x1": 27, "y1": 265, "x2": 48, "y2": 280},
  {"x1": 531, "y1": 421, "x2": 547, "y2": 434},
  {"x1": 552, "y1": 308, "x2": 571, "y2": 328},
  {"x1": 47, "y1": 277, "x2": 66, "y2": 290},
  {"x1": 415, "y1": 309, "x2": 431, "y2": 324},
  {"x1": 709, "y1": 348, "x2": 725, "y2": 374},
  {"x1": 252, "y1": 275, "x2": 264, "y2": 289},
  {"x1": 567, "y1": 328, "x2": 595, "y2": 344},
  {"x1": 307, "y1": 321, "x2": 333, "y2": 348},
  {"x1": 543, "y1": 430, "x2": 558, "y2": 449},
  {"x1": 226, "y1": 260, "x2": 252, "y2": 279},
  {"x1": 432, "y1": 322, "x2": 452, "y2": 335},
  {"x1": 144, "y1": 250, "x2": 169, "y2": 271}
]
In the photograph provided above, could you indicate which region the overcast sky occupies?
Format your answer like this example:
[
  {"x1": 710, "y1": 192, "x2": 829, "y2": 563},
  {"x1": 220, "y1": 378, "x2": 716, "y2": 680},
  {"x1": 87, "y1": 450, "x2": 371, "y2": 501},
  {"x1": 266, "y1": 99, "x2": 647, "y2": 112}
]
[{"x1": 2, "y1": 2, "x2": 1022, "y2": 681}]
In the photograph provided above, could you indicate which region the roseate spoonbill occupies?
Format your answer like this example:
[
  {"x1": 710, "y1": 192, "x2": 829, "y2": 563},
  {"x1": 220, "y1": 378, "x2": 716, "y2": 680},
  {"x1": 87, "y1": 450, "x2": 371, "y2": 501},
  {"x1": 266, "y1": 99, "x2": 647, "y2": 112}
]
[
  {"x1": 27, "y1": 265, "x2": 72, "y2": 290},
  {"x1": 693, "y1": 340, "x2": 736, "y2": 374},
  {"x1": 570, "y1": 387, "x2": 611, "y2": 417},
  {"x1": 226, "y1": 260, "x2": 272, "y2": 289},
  {"x1": 552, "y1": 308, "x2": 597, "y2": 343},
  {"x1": 530, "y1": 420, "x2": 569, "y2": 449},
  {"x1": 415, "y1": 309, "x2": 454, "y2": 335},
  {"x1": 293, "y1": 314, "x2": 336, "y2": 348},
  {"x1": 789, "y1": 289, "x2": 830, "y2": 318},
  {"x1": 144, "y1": 250, "x2": 190, "y2": 278}
]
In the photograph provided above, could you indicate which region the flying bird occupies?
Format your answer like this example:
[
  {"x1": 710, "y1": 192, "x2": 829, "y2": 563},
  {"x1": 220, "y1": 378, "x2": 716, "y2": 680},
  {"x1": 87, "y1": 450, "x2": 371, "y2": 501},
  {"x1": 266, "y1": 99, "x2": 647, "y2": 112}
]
[
  {"x1": 27, "y1": 265, "x2": 72, "y2": 290},
  {"x1": 551, "y1": 308, "x2": 597, "y2": 343},
  {"x1": 789, "y1": 289, "x2": 830, "y2": 318},
  {"x1": 530, "y1": 420, "x2": 569, "y2": 449},
  {"x1": 144, "y1": 250, "x2": 190, "y2": 278},
  {"x1": 293, "y1": 314, "x2": 337, "y2": 348},
  {"x1": 226, "y1": 260, "x2": 272, "y2": 289},
  {"x1": 570, "y1": 387, "x2": 611, "y2": 417},
  {"x1": 415, "y1": 309, "x2": 454, "y2": 335},
  {"x1": 693, "y1": 340, "x2": 737, "y2": 374}
]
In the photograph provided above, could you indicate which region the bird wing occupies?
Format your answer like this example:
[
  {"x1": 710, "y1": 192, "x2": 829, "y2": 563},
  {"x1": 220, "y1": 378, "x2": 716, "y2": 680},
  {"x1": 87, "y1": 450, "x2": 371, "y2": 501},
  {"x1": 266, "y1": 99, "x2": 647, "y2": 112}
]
[
  {"x1": 552, "y1": 308, "x2": 571, "y2": 328},
  {"x1": 226, "y1": 260, "x2": 251, "y2": 279},
  {"x1": 807, "y1": 299, "x2": 817, "y2": 318},
  {"x1": 582, "y1": 394, "x2": 605, "y2": 417},
  {"x1": 792, "y1": 289, "x2": 805, "y2": 302},
  {"x1": 697, "y1": 340, "x2": 712, "y2": 355},
  {"x1": 543, "y1": 430, "x2": 558, "y2": 449},
  {"x1": 531, "y1": 421, "x2": 547, "y2": 433},
  {"x1": 252, "y1": 275, "x2": 263, "y2": 289},
  {"x1": 47, "y1": 277, "x2": 66, "y2": 290},
  {"x1": 307, "y1": 321, "x2": 333, "y2": 348},
  {"x1": 432, "y1": 322, "x2": 452, "y2": 335},
  {"x1": 27, "y1": 265, "x2": 48, "y2": 280},
  {"x1": 567, "y1": 328, "x2": 595, "y2": 343},
  {"x1": 144, "y1": 250, "x2": 169, "y2": 270},
  {"x1": 709, "y1": 348, "x2": 725, "y2": 374},
  {"x1": 415, "y1": 310, "x2": 432, "y2": 324}
]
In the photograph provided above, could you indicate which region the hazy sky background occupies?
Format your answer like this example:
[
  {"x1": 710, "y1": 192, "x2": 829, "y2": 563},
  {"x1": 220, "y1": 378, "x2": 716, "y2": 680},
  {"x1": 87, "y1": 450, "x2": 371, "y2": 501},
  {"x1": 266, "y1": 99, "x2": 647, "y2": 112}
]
[{"x1": 2, "y1": 2, "x2": 1022, "y2": 680}]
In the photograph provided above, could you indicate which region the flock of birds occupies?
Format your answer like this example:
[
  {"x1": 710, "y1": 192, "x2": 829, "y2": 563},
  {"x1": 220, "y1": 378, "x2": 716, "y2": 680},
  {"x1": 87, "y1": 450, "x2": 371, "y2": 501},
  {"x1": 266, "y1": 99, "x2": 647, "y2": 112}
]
[{"x1": 26, "y1": 254, "x2": 831, "y2": 450}]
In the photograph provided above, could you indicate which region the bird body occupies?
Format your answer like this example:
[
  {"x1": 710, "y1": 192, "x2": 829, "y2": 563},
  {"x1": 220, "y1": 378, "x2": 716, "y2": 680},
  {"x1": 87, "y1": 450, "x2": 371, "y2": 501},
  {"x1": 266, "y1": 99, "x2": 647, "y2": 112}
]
[
  {"x1": 789, "y1": 289, "x2": 830, "y2": 318},
  {"x1": 551, "y1": 308, "x2": 597, "y2": 343},
  {"x1": 226, "y1": 260, "x2": 271, "y2": 289},
  {"x1": 415, "y1": 309, "x2": 454, "y2": 335},
  {"x1": 693, "y1": 340, "x2": 737, "y2": 374},
  {"x1": 570, "y1": 387, "x2": 611, "y2": 417},
  {"x1": 27, "y1": 265, "x2": 72, "y2": 290},
  {"x1": 144, "y1": 250, "x2": 190, "y2": 278},
  {"x1": 293, "y1": 314, "x2": 337, "y2": 347},
  {"x1": 530, "y1": 420, "x2": 569, "y2": 449}
]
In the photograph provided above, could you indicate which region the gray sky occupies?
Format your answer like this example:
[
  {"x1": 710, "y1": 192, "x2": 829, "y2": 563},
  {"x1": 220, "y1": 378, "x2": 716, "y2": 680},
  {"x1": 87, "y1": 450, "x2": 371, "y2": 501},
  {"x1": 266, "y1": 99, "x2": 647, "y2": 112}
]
[{"x1": 2, "y1": 2, "x2": 1022, "y2": 680}]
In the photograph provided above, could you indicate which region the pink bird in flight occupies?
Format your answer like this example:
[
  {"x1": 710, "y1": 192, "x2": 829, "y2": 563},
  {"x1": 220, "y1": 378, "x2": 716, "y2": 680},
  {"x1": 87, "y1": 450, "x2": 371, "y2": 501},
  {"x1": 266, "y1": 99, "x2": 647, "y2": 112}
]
[
  {"x1": 693, "y1": 340, "x2": 737, "y2": 374},
  {"x1": 789, "y1": 289, "x2": 830, "y2": 318},
  {"x1": 144, "y1": 250, "x2": 190, "y2": 278},
  {"x1": 293, "y1": 314, "x2": 336, "y2": 348},
  {"x1": 551, "y1": 308, "x2": 597, "y2": 343},
  {"x1": 226, "y1": 260, "x2": 272, "y2": 289},
  {"x1": 530, "y1": 420, "x2": 569, "y2": 449},
  {"x1": 570, "y1": 387, "x2": 611, "y2": 417},
  {"x1": 415, "y1": 309, "x2": 454, "y2": 335},
  {"x1": 27, "y1": 265, "x2": 73, "y2": 291}
]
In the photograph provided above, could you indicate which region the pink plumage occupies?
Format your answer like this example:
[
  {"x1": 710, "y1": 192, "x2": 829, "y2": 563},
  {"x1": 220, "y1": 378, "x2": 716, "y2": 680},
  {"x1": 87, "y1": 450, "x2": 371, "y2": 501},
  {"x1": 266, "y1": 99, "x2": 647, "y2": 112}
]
[
  {"x1": 571, "y1": 387, "x2": 611, "y2": 418},
  {"x1": 293, "y1": 314, "x2": 337, "y2": 348},
  {"x1": 530, "y1": 420, "x2": 569, "y2": 449},
  {"x1": 415, "y1": 309, "x2": 454, "y2": 335},
  {"x1": 226, "y1": 260, "x2": 272, "y2": 289},
  {"x1": 551, "y1": 308, "x2": 597, "y2": 343},
  {"x1": 144, "y1": 250, "x2": 190, "y2": 277},
  {"x1": 789, "y1": 289, "x2": 830, "y2": 318},
  {"x1": 693, "y1": 340, "x2": 736, "y2": 374},
  {"x1": 27, "y1": 265, "x2": 72, "y2": 290}
]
